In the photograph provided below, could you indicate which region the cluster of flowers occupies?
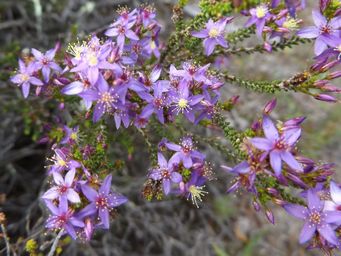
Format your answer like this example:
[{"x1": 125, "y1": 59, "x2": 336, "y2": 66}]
[
  {"x1": 146, "y1": 136, "x2": 213, "y2": 207},
  {"x1": 8, "y1": 0, "x2": 341, "y2": 253},
  {"x1": 41, "y1": 127, "x2": 127, "y2": 240},
  {"x1": 11, "y1": 7, "x2": 224, "y2": 128},
  {"x1": 223, "y1": 99, "x2": 341, "y2": 251}
]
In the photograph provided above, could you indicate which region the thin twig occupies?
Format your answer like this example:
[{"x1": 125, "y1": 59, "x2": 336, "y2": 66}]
[
  {"x1": 47, "y1": 229, "x2": 64, "y2": 256},
  {"x1": 1, "y1": 223, "x2": 11, "y2": 256}
]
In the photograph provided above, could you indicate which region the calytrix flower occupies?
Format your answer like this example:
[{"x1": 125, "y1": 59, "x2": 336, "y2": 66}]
[
  {"x1": 45, "y1": 200, "x2": 84, "y2": 240},
  {"x1": 284, "y1": 189, "x2": 341, "y2": 245},
  {"x1": 170, "y1": 82, "x2": 204, "y2": 122},
  {"x1": 42, "y1": 169, "x2": 80, "y2": 204},
  {"x1": 48, "y1": 149, "x2": 81, "y2": 174},
  {"x1": 166, "y1": 136, "x2": 205, "y2": 169},
  {"x1": 149, "y1": 153, "x2": 182, "y2": 195},
  {"x1": 250, "y1": 115, "x2": 303, "y2": 176},
  {"x1": 79, "y1": 75, "x2": 125, "y2": 122},
  {"x1": 297, "y1": 10, "x2": 341, "y2": 55},
  {"x1": 80, "y1": 175, "x2": 127, "y2": 229},
  {"x1": 192, "y1": 17, "x2": 233, "y2": 56},
  {"x1": 10, "y1": 59, "x2": 43, "y2": 98},
  {"x1": 61, "y1": 126, "x2": 79, "y2": 144},
  {"x1": 245, "y1": 4, "x2": 273, "y2": 38},
  {"x1": 31, "y1": 47, "x2": 61, "y2": 82}
]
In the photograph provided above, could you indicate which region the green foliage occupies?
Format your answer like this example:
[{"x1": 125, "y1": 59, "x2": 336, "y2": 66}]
[{"x1": 199, "y1": 0, "x2": 233, "y2": 19}]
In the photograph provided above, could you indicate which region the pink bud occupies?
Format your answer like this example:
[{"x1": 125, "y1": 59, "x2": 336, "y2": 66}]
[
  {"x1": 251, "y1": 119, "x2": 261, "y2": 131},
  {"x1": 327, "y1": 71, "x2": 341, "y2": 80},
  {"x1": 265, "y1": 209, "x2": 275, "y2": 224},
  {"x1": 313, "y1": 79, "x2": 329, "y2": 87},
  {"x1": 252, "y1": 199, "x2": 261, "y2": 212},
  {"x1": 314, "y1": 94, "x2": 337, "y2": 103},
  {"x1": 263, "y1": 41, "x2": 272, "y2": 53},
  {"x1": 320, "y1": 60, "x2": 339, "y2": 72},
  {"x1": 263, "y1": 98, "x2": 277, "y2": 114},
  {"x1": 229, "y1": 95, "x2": 239, "y2": 105}
]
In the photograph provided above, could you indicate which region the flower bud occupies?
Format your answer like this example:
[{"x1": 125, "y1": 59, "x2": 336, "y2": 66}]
[
  {"x1": 263, "y1": 41, "x2": 272, "y2": 53},
  {"x1": 320, "y1": 59, "x2": 339, "y2": 72},
  {"x1": 265, "y1": 209, "x2": 275, "y2": 224},
  {"x1": 314, "y1": 94, "x2": 337, "y2": 103},
  {"x1": 327, "y1": 71, "x2": 341, "y2": 80},
  {"x1": 252, "y1": 199, "x2": 261, "y2": 211},
  {"x1": 263, "y1": 98, "x2": 277, "y2": 114}
]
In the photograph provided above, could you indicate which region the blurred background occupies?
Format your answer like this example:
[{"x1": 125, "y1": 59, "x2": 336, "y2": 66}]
[{"x1": 0, "y1": 0, "x2": 340, "y2": 255}]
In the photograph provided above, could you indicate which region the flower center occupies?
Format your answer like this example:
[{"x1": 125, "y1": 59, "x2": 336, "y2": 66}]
[
  {"x1": 59, "y1": 185, "x2": 68, "y2": 194},
  {"x1": 255, "y1": 6, "x2": 267, "y2": 18},
  {"x1": 283, "y1": 18, "x2": 299, "y2": 30},
  {"x1": 208, "y1": 28, "x2": 219, "y2": 38},
  {"x1": 57, "y1": 158, "x2": 67, "y2": 167},
  {"x1": 309, "y1": 211, "x2": 322, "y2": 225},
  {"x1": 118, "y1": 26, "x2": 126, "y2": 34},
  {"x1": 20, "y1": 74, "x2": 30, "y2": 82},
  {"x1": 70, "y1": 132, "x2": 78, "y2": 140},
  {"x1": 86, "y1": 53, "x2": 98, "y2": 66},
  {"x1": 161, "y1": 170, "x2": 171, "y2": 179},
  {"x1": 153, "y1": 98, "x2": 164, "y2": 109},
  {"x1": 274, "y1": 140, "x2": 287, "y2": 150},
  {"x1": 178, "y1": 98, "x2": 188, "y2": 109},
  {"x1": 150, "y1": 40, "x2": 157, "y2": 50},
  {"x1": 188, "y1": 185, "x2": 208, "y2": 208},
  {"x1": 42, "y1": 57, "x2": 49, "y2": 65},
  {"x1": 99, "y1": 92, "x2": 117, "y2": 107},
  {"x1": 56, "y1": 214, "x2": 68, "y2": 227},
  {"x1": 96, "y1": 195, "x2": 109, "y2": 209},
  {"x1": 320, "y1": 25, "x2": 332, "y2": 34}
]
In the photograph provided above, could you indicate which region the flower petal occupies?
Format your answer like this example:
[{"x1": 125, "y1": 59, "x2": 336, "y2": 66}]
[
  {"x1": 262, "y1": 115, "x2": 279, "y2": 140},
  {"x1": 280, "y1": 151, "x2": 303, "y2": 172},
  {"x1": 249, "y1": 138, "x2": 273, "y2": 151},
  {"x1": 299, "y1": 222, "x2": 316, "y2": 244},
  {"x1": 270, "y1": 150, "x2": 282, "y2": 176},
  {"x1": 284, "y1": 204, "x2": 307, "y2": 219},
  {"x1": 81, "y1": 185, "x2": 98, "y2": 202},
  {"x1": 317, "y1": 224, "x2": 339, "y2": 245}
]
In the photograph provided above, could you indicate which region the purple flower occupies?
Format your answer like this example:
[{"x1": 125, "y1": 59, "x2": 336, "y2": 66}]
[
  {"x1": 61, "y1": 126, "x2": 79, "y2": 144},
  {"x1": 170, "y1": 62, "x2": 211, "y2": 84},
  {"x1": 31, "y1": 47, "x2": 61, "y2": 82},
  {"x1": 179, "y1": 170, "x2": 208, "y2": 208},
  {"x1": 79, "y1": 75, "x2": 125, "y2": 122},
  {"x1": 105, "y1": 21, "x2": 139, "y2": 50},
  {"x1": 142, "y1": 37, "x2": 161, "y2": 59},
  {"x1": 80, "y1": 175, "x2": 127, "y2": 229},
  {"x1": 138, "y1": 82, "x2": 170, "y2": 123},
  {"x1": 297, "y1": 10, "x2": 341, "y2": 55},
  {"x1": 10, "y1": 59, "x2": 43, "y2": 98},
  {"x1": 169, "y1": 82, "x2": 204, "y2": 122},
  {"x1": 48, "y1": 149, "x2": 81, "y2": 174},
  {"x1": 166, "y1": 137, "x2": 205, "y2": 169},
  {"x1": 45, "y1": 200, "x2": 84, "y2": 239},
  {"x1": 42, "y1": 169, "x2": 80, "y2": 204},
  {"x1": 245, "y1": 4, "x2": 273, "y2": 38},
  {"x1": 149, "y1": 153, "x2": 182, "y2": 195},
  {"x1": 250, "y1": 115, "x2": 303, "y2": 176},
  {"x1": 284, "y1": 189, "x2": 341, "y2": 245},
  {"x1": 192, "y1": 18, "x2": 233, "y2": 56},
  {"x1": 71, "y1": 47, "x2": 121, "y2": 85}
]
